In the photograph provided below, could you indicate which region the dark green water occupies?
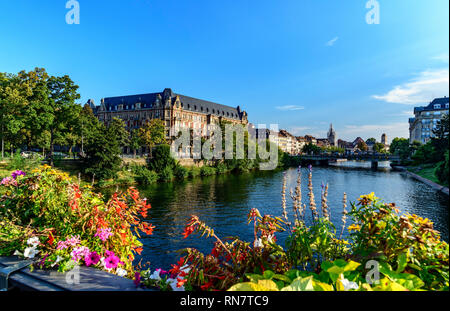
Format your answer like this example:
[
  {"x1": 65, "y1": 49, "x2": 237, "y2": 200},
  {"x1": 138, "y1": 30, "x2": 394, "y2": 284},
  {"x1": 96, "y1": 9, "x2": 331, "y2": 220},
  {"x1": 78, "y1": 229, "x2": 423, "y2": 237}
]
[{"x1": 110, "y1": 161, "x2": 449, "y2": 270}]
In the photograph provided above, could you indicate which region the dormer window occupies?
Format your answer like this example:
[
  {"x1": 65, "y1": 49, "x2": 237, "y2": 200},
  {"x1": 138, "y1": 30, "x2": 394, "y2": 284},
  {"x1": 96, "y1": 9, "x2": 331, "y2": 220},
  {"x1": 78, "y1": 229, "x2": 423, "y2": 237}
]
[
  {"x1": 446, "y1": 103, "x2": 449, "y2": 109},
  {"x1": 136, "y1": 103, "x2": 141, "y2": 109},
  {"x1": 434, "y1": 104, "x2": 441, "y2": 109}
]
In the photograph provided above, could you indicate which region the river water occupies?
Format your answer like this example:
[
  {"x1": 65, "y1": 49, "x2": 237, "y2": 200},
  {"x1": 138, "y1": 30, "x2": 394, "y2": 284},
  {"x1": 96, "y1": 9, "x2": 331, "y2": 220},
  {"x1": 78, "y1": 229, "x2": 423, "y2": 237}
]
[{"x1": 114, "y1": 161, "x2": 448, "y2": 270}]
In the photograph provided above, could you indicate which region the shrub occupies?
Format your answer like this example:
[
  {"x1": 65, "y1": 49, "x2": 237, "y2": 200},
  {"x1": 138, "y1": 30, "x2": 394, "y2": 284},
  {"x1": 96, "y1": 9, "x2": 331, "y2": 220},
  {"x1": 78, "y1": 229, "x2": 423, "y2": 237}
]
[
  {"x1": 7, "y1": 152, "x2": 43, "y2": 171},
  {"x1": 0, "y1": 166, "x2": 154, "y2": 277},
  {"x1": 174, "y1": 165, "x2": 189, "y2": 180},
  {"x1": 147, "y1": 144, "x2": 176, "y2": 174},
  {"x1": 158, "y1": 166, "x2": 174, "y2": 182},
  {"x1": 215, "y1": 162, "x2": 229, "y2": 174},
  {"x1": 133, "y1": 165, "x2": 158, "y2": 185},
  {"x1": 188, "y1": 166, "x2": 201, "y2": 179},
  {"x1": 435, "y1": 150, "x2": 449, "y2": 186},
  {"x1": 200, "y1": 166, "x2": 216, "y2": 177}
]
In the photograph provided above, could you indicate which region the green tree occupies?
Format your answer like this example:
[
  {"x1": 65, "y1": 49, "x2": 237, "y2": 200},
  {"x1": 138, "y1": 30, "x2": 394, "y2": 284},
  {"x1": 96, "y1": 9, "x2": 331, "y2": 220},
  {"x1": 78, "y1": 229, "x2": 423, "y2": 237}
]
[
  {"x1": 83, "y1": 122, "x2": 123, "y2": 181},
  {"x1": 373, "y1": 142, "x2": 386, "y2": 153},
  {"x1": 0, "y1": 72, "x2": 27, "y2": 158},
  {"x1": 109, "y1": 117, "x2": 129, "y2": 151},
  {"x1": 138, "y1": 119, "x2": 166, "y2": 158},
  {"x1": 129, "y1": 129, "x2": 142, "y2": 158},
  {"x1": 390, "y1": 137, "x2": 411, "y2": 162},
  {"x1": 302, "y1": 143, "x2": 321, "y2": 155},
  {"x1": 366, "y1": 138, "x2": 377, "y2": 144},
  {"x1": 147, "y1": 144, "x2": 176, "y2": 175},
  {"x1": 17, "y1": 68, "x2": 53, "y2": 150},
  {"x1": 46, "y1": 74, "x2": 81, "y2": 165}
]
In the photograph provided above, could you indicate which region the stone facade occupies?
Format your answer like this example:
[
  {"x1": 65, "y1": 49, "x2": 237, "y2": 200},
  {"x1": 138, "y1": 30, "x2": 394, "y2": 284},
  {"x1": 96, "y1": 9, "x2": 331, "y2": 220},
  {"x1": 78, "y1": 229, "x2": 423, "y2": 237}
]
[
  {"x1": 91, "y1": 88, "x2": 248, "y2": 140},
  {"x1": 409, "y1": 97, "x2": 449, "y2": 144}
]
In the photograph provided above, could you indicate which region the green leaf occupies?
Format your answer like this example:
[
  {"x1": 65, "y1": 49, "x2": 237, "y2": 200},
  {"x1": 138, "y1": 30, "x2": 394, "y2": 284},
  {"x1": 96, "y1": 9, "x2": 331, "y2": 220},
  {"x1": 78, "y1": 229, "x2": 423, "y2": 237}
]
[
  {"x1": 245, "y1": 273, "x2": 264, "y2": 283},
  {"x1": 263, "y1": 270, "x2": 275, "y2": 280},
  {"x1": 273, "y1": 274, "x2": 292, "y2": 284},
  {"x1": 396, "y1": 252, "x2": 408, "y2": 273},
  {"x1": 395, "y1": 273, "x2": 425, "y2": 290},
  {"x1": 312, "y1": 279, "x2": 334, "y2": 291},
  {"x1": 281, "y1": 276, "x2": 315, "y2": 291}
]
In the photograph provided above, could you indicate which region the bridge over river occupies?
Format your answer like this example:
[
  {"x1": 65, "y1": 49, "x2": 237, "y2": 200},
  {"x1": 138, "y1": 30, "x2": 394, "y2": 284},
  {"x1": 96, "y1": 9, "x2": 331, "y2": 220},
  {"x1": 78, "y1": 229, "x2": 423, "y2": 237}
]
[{"x1": 298, "y1": 154, "x2": 402, "y2": 169}]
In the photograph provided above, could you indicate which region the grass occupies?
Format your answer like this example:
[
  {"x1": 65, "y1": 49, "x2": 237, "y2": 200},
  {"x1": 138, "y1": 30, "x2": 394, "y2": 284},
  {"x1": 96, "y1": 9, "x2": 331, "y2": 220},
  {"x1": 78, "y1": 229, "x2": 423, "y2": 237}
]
[{"x1": 407, "y1": 163, "x2": 448, "y2": 187}]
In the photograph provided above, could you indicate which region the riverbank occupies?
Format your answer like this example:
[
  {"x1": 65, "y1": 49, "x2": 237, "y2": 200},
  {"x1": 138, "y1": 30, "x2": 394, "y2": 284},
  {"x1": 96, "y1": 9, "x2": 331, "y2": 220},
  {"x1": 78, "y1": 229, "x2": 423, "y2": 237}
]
[{"x1": 398, "y1": 166, "x2": 449, "y2": 196}]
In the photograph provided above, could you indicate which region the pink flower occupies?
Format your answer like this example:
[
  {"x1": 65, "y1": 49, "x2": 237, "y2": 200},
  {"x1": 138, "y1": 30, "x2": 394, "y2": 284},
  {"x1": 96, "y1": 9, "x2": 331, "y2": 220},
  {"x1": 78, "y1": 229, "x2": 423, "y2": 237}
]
[
  {"x1": 156, "y1": 268, "x2": 168, "y2": 275},
  {"x1": 1, "y1": 177, "x2": 17, "y2": 187},
  {"x1": 104, "y1": 254, "x2": 120, "y2": 270},
  {"x1": 71, "y1": 246, "x2": 90, "y2": 262},
  {"x1": 56, "y1": 235, "x2": 81, "y2": 250},
  {"x1": 85, "y1": 251, "x2": 101, "y2": 267},
  {"x1": 95, "y1": 228, "x2": 113, "y2": 242}
]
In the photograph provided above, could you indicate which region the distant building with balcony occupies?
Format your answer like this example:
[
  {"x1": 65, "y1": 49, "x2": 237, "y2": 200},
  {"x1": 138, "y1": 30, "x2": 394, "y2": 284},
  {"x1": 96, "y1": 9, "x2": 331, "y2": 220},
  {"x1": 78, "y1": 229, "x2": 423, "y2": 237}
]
[{"x1": 409, "y1": 97, "x2": 449, "y2": 144}]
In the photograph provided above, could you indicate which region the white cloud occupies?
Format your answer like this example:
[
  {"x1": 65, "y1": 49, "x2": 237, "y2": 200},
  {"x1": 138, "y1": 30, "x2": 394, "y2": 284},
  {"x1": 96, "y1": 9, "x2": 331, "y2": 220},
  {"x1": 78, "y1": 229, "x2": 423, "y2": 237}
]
[
  {"x1": 275, "y1": 105, "x2": 305, "y2": 111},
  {"x1": 288, "y1": 126, "x2": 312, "y2": 135},
  {"x1": 372, "y1": 68, "x2": 449, "y2": 105},
  {"x1": 326, "y1": 37, "x2": 339, "y2": 47},
  {"x1": 340, "y1": 122, "x2": 408, "y2": 143},
  {"x1": 432, "y1": 53, "x2": 449, "y2": 63},
  {"x1": 388, "y1": 110, "x2": 415, "y2": 117}
]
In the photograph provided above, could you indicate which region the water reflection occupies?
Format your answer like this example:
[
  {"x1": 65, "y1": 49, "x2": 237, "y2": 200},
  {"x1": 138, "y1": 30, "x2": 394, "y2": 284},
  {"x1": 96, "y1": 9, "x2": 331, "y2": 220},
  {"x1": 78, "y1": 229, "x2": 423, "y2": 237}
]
[{"x1": 105, "y1": 161, "x2": 449, "y2": 270}]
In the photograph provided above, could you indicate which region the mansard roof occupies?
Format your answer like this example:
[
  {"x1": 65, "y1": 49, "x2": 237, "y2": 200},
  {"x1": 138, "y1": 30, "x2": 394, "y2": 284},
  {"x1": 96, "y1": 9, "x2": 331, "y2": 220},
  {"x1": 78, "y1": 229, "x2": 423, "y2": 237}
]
[
  {"x1": 98, "y1": 89, "x2": 245, "y2": 120},
  {"x1": 414, "y1": 97, "x2": 449, "y2": 113}
]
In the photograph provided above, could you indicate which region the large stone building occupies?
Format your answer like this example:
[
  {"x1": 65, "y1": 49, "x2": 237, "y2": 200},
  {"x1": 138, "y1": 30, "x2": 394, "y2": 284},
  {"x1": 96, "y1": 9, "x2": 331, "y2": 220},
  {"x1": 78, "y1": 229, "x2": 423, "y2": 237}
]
[
  {"x1": 409, "y1": 97, "x2": 449, "y2": 144},
  {"x1": 91, "y1": 88, "x2": 249, "y2": 140}
]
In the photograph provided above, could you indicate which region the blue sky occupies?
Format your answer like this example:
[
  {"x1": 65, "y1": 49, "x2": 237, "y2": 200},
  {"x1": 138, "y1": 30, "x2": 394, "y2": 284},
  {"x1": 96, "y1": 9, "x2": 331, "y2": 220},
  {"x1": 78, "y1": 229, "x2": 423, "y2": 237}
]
[{"x1": 0, "y1": 0, "x2": 448, "y2": 143}]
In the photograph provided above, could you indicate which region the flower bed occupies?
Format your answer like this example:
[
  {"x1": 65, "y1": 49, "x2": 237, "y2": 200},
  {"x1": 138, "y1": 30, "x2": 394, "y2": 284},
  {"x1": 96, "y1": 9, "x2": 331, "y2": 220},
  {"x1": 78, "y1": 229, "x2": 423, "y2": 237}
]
[{"x1": 0, "y1": 166, "x2": 154, "y2": 279}]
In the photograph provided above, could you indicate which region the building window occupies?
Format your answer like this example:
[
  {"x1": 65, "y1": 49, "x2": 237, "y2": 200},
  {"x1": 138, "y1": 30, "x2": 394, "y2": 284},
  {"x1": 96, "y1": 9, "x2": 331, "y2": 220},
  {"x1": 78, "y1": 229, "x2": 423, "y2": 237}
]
[{"x1": 434, "y1": 104, "x2": 441, "y2": 109}]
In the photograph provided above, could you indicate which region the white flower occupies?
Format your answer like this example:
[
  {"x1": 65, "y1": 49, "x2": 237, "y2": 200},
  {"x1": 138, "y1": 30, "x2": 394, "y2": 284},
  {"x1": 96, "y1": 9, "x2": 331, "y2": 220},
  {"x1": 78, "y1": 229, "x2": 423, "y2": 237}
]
[
  {"x1": 340, "y1": 277, "x2": 359, "y2": 291},
  {"x1": 51, "y1": 255, "x2": 63, "y2": 267},
  {"x1": 267, "y1": 234, "x2": 274, "y2": 243},
  {"x1": 23, "y1": 246, "x2": 39, "y2": 259},
  {"x1": 13, "y1": 250, "x2": 23, "y2": 256},
  {"x1": 253, "y1": 238, "x2": 263, "y2": 248},
  {"x1": 149, "y1": 269, "x2": 161, "y2": 281},
  {"x1": 27, "y1": 237, "x2": 40, "y2": 247},
  {"x1": 116, "y1": 268, "x2": 127, "y2": 277}
]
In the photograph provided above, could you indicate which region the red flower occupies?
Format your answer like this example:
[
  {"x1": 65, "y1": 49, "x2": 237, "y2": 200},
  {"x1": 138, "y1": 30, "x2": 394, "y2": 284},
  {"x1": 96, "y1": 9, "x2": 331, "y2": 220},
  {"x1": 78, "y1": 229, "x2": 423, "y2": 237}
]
[
  {"x1": 201, "y1": 281, "x2": 214, "y2": 291},
  {"x1": 134, "y1": 247, "x2": 143, "y2": 255},
  {"x1": 183, "y1": 225, "x2": 195, "y2": 239},
  {"x1": 141, "y1": 222, "x2": 155, "y2": 235},
  {"x1": 47, "y1": 232, "x2": 54, "y2": 246},
  {"x1": 169, "y1": 257, "x2": 185, "y2": 277},
  {"x1": 176, "y1": 278, "x2": 187, "y2": 288},
  {"x1": 211, "y1": 247, "x2": 220, "y2": 257}
]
